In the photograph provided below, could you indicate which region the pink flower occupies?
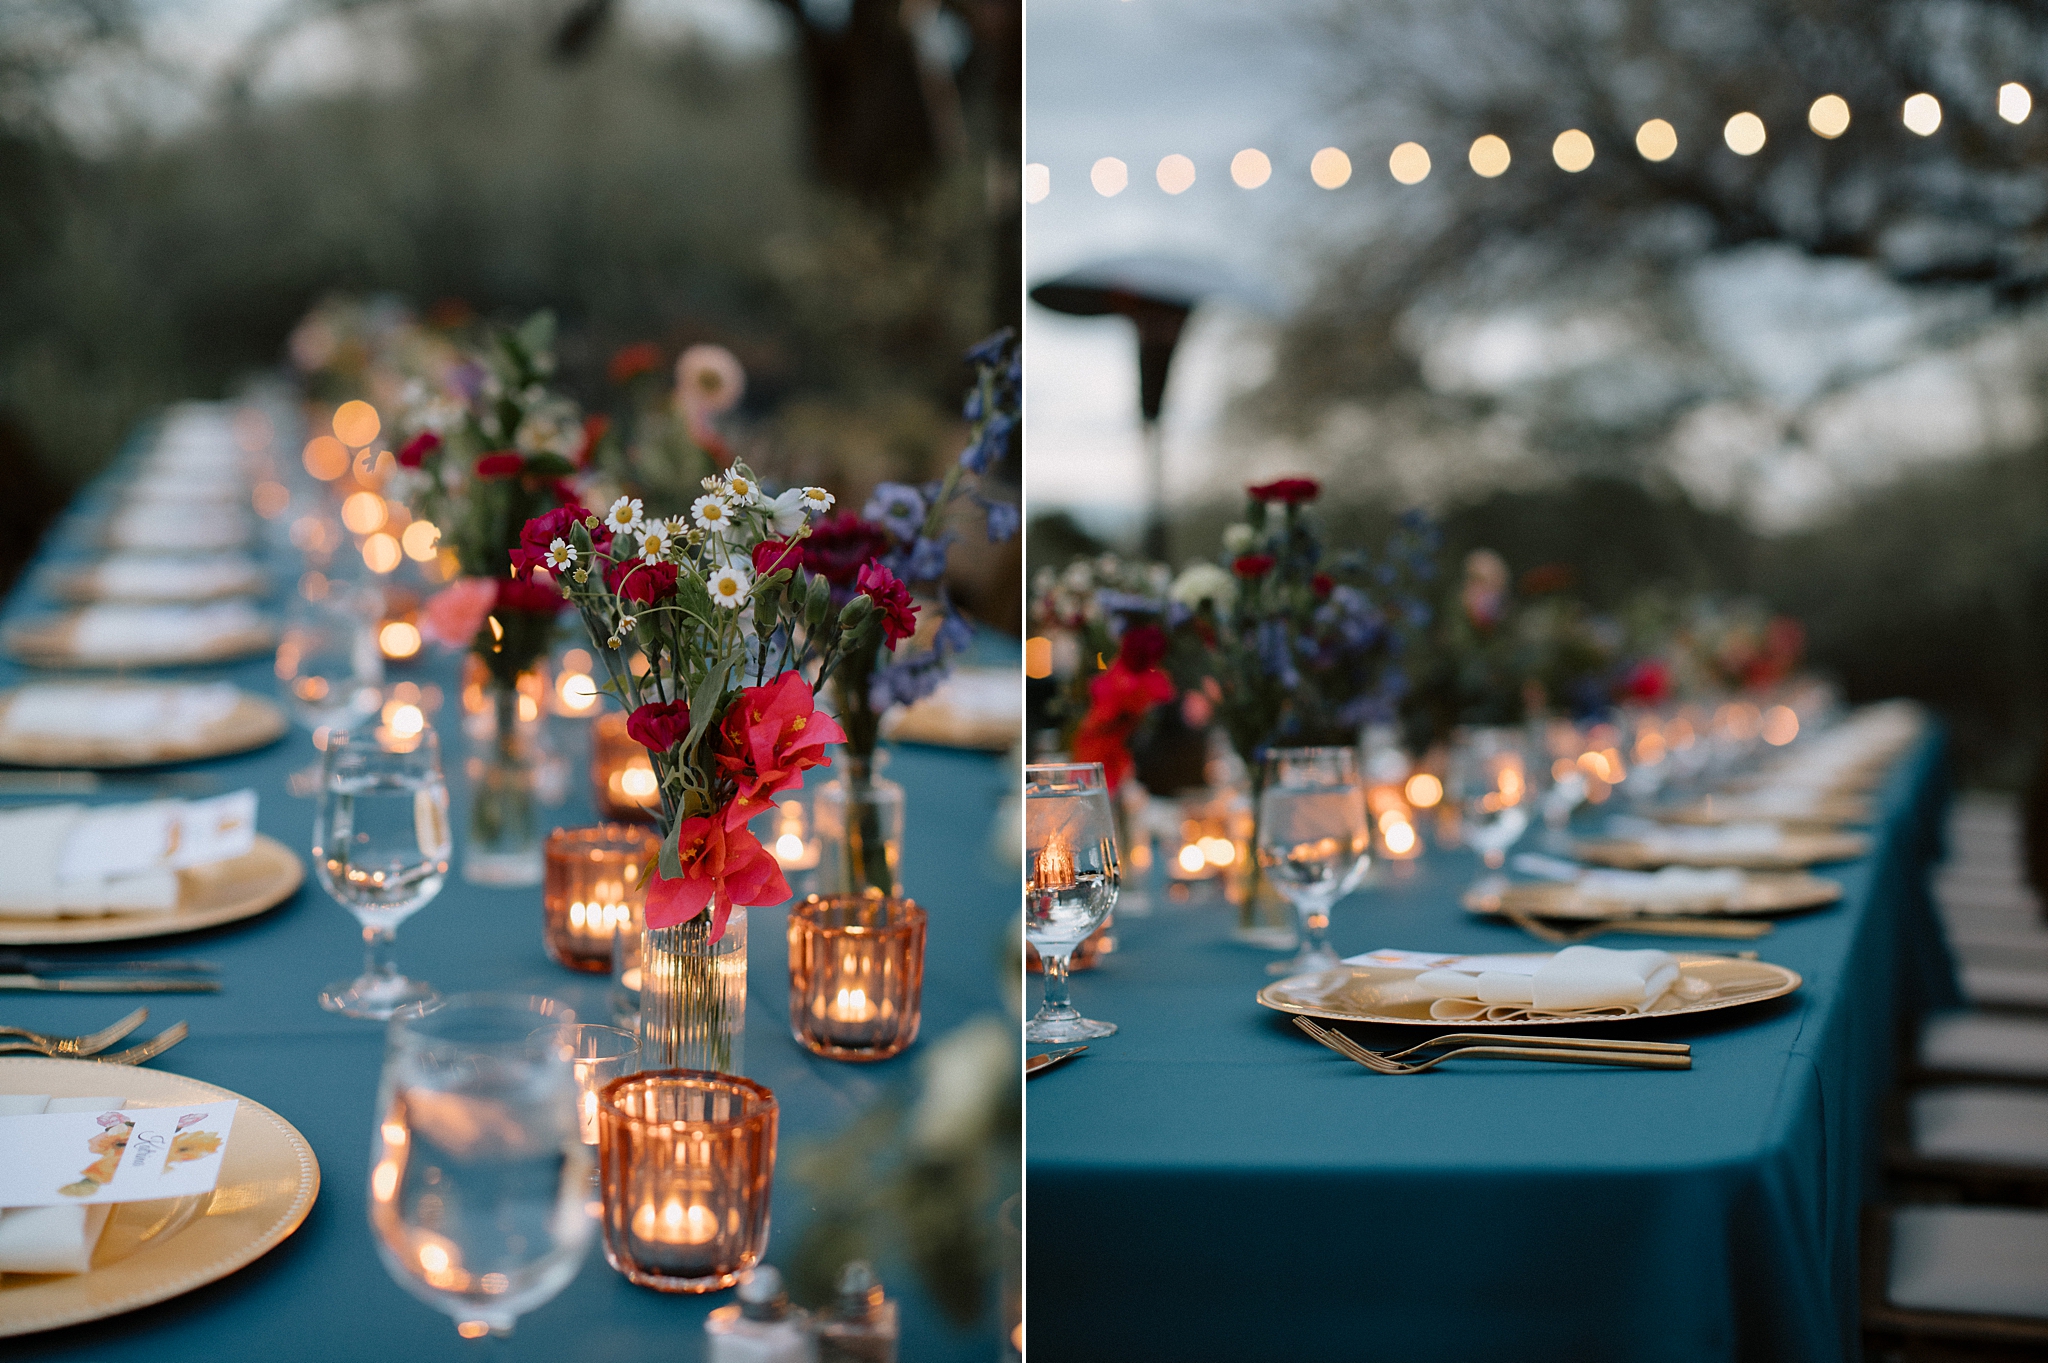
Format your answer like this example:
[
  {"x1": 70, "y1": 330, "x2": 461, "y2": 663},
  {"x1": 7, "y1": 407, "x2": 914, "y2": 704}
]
[
  {"x1": 857, "y1": 562, "x2": 918, "y2": 650},
  {"x1": 419, "y1": 578, "x2": 496, "y2": 649},
  {"x1": 714, "y1": 671, "x2": 847, "y2": 827},
  {"x1": 644, "y1": 817, "x2": 788, "y2": 941},
  {"x1": 674, "y1": 345, "x2": 745, "y2": 420}
]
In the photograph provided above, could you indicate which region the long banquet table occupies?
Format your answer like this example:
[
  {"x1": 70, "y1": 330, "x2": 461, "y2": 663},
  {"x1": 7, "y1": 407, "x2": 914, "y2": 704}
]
[
  {"x1": 1028, "y1": 726, "x2": 1957, "y2": 1363},
  {"x1": 2, "y1": 407, "x2": 1016, "y2": 1361}
]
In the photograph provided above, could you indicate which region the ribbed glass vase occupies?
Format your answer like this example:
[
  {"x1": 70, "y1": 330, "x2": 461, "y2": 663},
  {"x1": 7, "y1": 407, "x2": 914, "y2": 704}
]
[{"x1": 637, "y1": 909, "x2": 748, "y2": 1075}]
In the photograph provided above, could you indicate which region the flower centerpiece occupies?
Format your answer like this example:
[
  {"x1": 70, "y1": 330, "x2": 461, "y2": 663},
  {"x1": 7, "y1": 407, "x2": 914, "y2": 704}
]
[
  {"x1": 1168, "y1": 480, "x2": 1432, "y2": 939},
  {"x1": 388, "y1": 311, "x2": 608, "y2": 884},
  {"x1": 524, "y1": 463, "x2": 893, "y2": 1071},
  {"x1": 799, "y1": 329, "x2": 1021, "y2": 895}
]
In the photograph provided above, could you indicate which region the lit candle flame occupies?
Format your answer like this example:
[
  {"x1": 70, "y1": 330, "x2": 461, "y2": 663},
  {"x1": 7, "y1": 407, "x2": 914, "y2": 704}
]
[{"x1": 1034, "y1": 829, "x2": 1075, "y2": 890}]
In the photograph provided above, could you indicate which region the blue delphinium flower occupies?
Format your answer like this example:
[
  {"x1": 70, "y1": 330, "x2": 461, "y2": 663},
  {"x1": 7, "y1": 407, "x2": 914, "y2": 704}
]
[
  {"x1": 985, "y1": 500, "x2": 1019, "y2": 542},
  {"x1": 865, "y1": 483, "x2": 927, "y2": 542},
  {"x1": 905, "y1": 533, "x2": 953, "y2": 581}
]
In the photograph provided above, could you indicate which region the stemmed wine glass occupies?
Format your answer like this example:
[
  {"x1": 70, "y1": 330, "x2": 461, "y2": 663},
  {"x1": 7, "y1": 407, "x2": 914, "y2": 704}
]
[
  {"x1": 1024, "y1": 762, "x2": 1119, "y2": 1043},
  {"x1": 1449, "y1": 726, "x2": 1533, "y2": 867},
  {"x1": 369, "y1": 993, "x2": 595, "y2": 1339},
  {"x1": 1257, "y1": 747, "x2": 1372, "y2": 977},
  {"x1": 315, "y1": 722, "x2": 450, "y2": 1018}
]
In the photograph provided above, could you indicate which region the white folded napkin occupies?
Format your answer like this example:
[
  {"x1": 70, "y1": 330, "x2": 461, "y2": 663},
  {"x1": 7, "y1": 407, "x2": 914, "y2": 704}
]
[
  {"x1": 4, "y1": 683, "x2": 241, "y2": 743},
  {"x1": 0, "y1": 1095, "x2": 125, "y2": 1277},
  {"x1": 1357, "y1": 945, "x2": 1681, "y2": 1020},
  {"x1": 71, "y1": 602, "x2": 266, "y2": 661},
  {"x1": 1608, "y1": 818, "x2": 1783, "y2": 858},
  {"x1": 1577, "y1": 867, "x2": 1747, "y2": 913},
  {"x1": 0, "y1": 790, "x2": 257, "y2": 917},
  {"x1": 84, "y1": 554, "x2": 263, "y2": 602},
  {"x1": 105, "y1": 507, "x2": 247, "y2": 553}
]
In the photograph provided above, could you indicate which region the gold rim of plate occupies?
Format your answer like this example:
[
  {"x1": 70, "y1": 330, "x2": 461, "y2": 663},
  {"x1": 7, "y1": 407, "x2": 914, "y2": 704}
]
[
  {"x1": 1663, "y1": 796, "x2": 1874, "y2": 828},
  {"x1": 2, "y1": 616, "x2": 277, "y2": 671},
  {"x1": 1257, "y1": 953, "x2": 1803, "y2": 1028},
  {"x1": 0, "y1": 686, "x2": 288, "y2": 768},
  {"x1": 0, "y1": 1057, "x2": 320, "y2": 1338},
  {"x1": 0, "y1": 836, "x2": 303, "y2": 945},
  {"x1": 1463, "y1": 872, "x2": 1843, "y2": 921},
  {"x1": 1571, "y1": 831, "x2": 1869, "y2": 870},
  {"x1": 44, "y1": 568, "x2": 266, "y2": 607}
]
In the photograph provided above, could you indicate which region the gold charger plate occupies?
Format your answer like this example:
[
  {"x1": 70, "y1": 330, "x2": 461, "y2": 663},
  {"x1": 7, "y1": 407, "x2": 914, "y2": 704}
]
[
  {"x1": 0, "y1": 1057, "x2": 320, "y2": 1338},
  {"x1": 0, "y1": 685, "x2": 288, "y2": 768},
  {"x1": 1572, "y1": 830, "x2": 1869, "y2": 870},
  {"x1": 1664, "y1": 794, "x2": 1874, "y2": 828},
  {"x1": 1257, "y1": 953, "x2": 1803, "y2": 1028},
  {"x1": 3, "y1": 615, "x2": 276, "y2": 670},
  {"x1": 45, "y1": 565, "x2": 266, "y2": 606},
  {"x1": 1463, "y1": 872, "x2": 1843, "y2": 921},
  {"x1": 0, "y1": 836, "x2": 303, "y2": 946}
]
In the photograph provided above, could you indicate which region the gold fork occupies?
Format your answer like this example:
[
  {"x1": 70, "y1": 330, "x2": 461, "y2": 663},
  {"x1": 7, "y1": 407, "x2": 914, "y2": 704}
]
[
  {"x1": 93, "y1": 1022, "x2": 188, "y2": 1067},
  {"x1": 0, "y1": 1006, "x2": 149, "y2": 1057},
  {"x1": 1293, "y1": 1016, "x2": 1691, "y2": 1073}
]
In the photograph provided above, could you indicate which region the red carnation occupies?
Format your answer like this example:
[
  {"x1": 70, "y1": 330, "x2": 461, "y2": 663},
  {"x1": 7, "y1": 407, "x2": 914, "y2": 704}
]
[
  {"x1": 857, "y1": 562, "x2": 919, "y2": 650},
  {"x1": 1072, "y1": 658, "x2": 1176, "y2": 790},
  {"x1": 608, "y1": 341, "x2": 663, "y2": 387},
  {"x1": 513, "y1": 504, "x2": 605, "y2": 578},
  {"x1": 475, "y1": 451, "x2": 524, "y2": 479},
  {"x1": 1232, "y1": 554, "x2": 1275, "y2": 578},
  {"x1": 626, "y1": 699, "x2": 691, "y2": 753},
  {"x1": 801, "y1": 512, "x2": 894, "y2": 588},
  {"x1": 396, "y1": 431, "x2": 441, "y2": 468},
  {"x1": 1248, "y1": 477, "x2": 1320, "y2": 505},
  {"x1": 494, "y1": 574, "x2": 564, "y2": 616},
  {"x1": 752, "y1": 539, "x2": 803, "y2": 578},
  {"x1": 605, "y1": 557, "x2": 678, "y2": 604},
  {"x1": 1117, "y1": 622, "x2": 1169, "y2": 671},
  {"x1": 1311, "y1": 572, "x2": 1335, "y2": 599}
]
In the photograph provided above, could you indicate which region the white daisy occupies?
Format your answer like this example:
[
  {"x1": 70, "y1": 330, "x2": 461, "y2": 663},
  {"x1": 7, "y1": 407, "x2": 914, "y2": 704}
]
[
  {"x1": 544, "y1": 538, "x2": 576, "y2": 572},
  {"x1": 721, "y1": 471, "x2": 763, "y2": 506},
  {"x1": 798, "y1": 487, "x2": 835, "y2": 516},
  {"x1": 707, "y1": 564, "x2": 752, "y2": 610},
  {"x1": 639, "y1": 524, "x2": 675, "y2": 563},
  {"x1": 605, "y1": 496, "x2": 646, "y2": 536},
  {"x1": 692, "y1": 493, "x2": 734, "y2": 533}
]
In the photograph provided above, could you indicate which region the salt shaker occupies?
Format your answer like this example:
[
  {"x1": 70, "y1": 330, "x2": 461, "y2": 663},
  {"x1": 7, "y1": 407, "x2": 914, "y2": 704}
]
[
  {"x1": 706, "y1": 1265, "x2": 815, "y2": 1363},
  {"x1": 815, "y1": 1261, "x2": 898, "y2": 1363}
]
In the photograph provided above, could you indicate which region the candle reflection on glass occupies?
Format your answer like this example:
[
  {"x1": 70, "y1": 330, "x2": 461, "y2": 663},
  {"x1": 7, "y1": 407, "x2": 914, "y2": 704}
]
[
  {"x1": 562, "y1": 1024, "x2": 638, "y2": 1146},
  {"x1": 769, "y1": 798, "x2": 820, "y2": 873},
  {"x1": 544, "y1": 825, "x2": 659, "y2": 973},
  {"x1": 597, "y1": 1071, "x2": 777, "y2": 1293},
  {"x1": 787, "y1": 894, "x2": 925, "y2": 1061}
]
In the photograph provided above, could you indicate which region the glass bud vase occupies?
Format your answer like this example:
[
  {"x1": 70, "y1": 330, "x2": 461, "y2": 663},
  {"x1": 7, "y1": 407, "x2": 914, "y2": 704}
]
[
  {"x1": 639, "y1": 910, "x2": 748, "y2": 1075},
  {"x1": 465, "y1": 679, "x2": 544, "y2": 885},
  {"x1": 815, "y1": 753, "x2": 904, "y2": 897}
]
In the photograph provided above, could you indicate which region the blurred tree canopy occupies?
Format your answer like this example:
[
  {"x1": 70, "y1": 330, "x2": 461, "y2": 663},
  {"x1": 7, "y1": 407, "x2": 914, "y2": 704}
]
[
  {"x1": 1249, "y1": 0, "x2": 2048, "y2": 488},
  {"x1": 0, "y1": 0, "x2": 1018, "y2": 522}
]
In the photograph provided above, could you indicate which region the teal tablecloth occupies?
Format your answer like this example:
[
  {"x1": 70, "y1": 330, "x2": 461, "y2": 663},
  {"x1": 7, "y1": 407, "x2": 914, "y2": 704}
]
[
  {"x1": 1028, "y1": 730, "x2": 1955, "y2": 1363},
  {"x1": 3, "y1": 412, "x2": 1016, "y2": 1361}
]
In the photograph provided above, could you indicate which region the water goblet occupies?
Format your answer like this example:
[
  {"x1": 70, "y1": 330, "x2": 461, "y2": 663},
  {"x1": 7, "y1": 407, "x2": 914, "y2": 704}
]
[
  {"x1": 369, "y1": 993, "x2": 595, "y2": 1339},
  {"x1": 1449, "y1": 726, "x2": 1533, "y2": 868},
  {"x1": 315, "y1": 722, "x2": 450, "y2": 1019},
  {"x1": 1257, "y1": 746, "x2": 1372, "y2": 976},
  {"x1": 1024, "y1": 762, "x2": 1119, "y2": 1043}
]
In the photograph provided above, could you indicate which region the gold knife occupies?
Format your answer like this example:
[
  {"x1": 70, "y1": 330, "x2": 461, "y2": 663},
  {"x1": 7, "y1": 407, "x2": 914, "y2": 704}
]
[
  {"x1": 0, "y1": 974, "x2": 221, "y2": 993},
  {"x1": 1026, "y1": 1045, "x2": 1088, "y2": 1076}
]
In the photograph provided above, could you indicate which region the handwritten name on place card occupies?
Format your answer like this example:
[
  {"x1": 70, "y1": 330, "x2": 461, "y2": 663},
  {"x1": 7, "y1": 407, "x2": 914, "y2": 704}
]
[{"x1": 0, "y1": 1100, "x2": 237, "y2": 1207}]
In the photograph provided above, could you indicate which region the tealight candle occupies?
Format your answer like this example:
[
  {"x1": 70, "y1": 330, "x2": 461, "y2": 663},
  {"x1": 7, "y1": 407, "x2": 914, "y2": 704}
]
[
  {"x1": 544, "y1": 825, "x2": 659, "y2": 974},
  {"x1": 598, "y1": 1071, "x2": 777, "y2": 1293},
  {"x1": 786, "y1": 893, "x2": 925, "y2": 1061},
  {"x1": 563, "y1": 1023, "x2": 639, "y2": 1145},
  {"x1": 768, "y1": 798, "x2": 820, "y2": 872},
  {"x1": 591, "y1": 711, "x2": 662, "y2": 824}
]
